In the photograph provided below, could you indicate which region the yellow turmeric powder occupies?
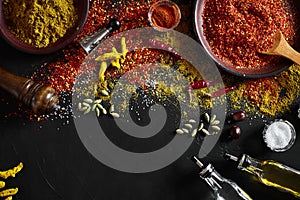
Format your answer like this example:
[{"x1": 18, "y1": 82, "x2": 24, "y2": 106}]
[
  {"x1": 3, "y1": 0, "x2": 78, "y2": 48},
  {"x1": 229, "y1": 64, "x2": 300, "y2": 116}
]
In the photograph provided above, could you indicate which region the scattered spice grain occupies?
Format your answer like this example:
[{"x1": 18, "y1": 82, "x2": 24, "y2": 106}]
[
  {"x1": 32, "y1": 0, "x2": 154, "y2": 94},
  {"x1": 3, "y1": 0, "x2": 300, "y2": 124},
  {"x1": 229, "y1": 64, "x2": 300, "y2": 116}
]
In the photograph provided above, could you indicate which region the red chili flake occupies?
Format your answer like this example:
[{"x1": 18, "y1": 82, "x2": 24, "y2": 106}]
[
  {"x1": 202, "y1": 0, "x2": 299, "y2": 69},
  {"x1": 8, "y1": 0, "x2": 158, "y2": 121},
  {"x1": 32, "y1": 0, "x2": 156, "y2": 94},
  {"x1": 243, "y1": 78, "x2": 280, "y2": 106}
]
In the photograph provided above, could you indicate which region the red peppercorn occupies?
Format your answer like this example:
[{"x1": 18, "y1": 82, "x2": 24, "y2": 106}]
[
  {"x1": 232, "y1": 111, "x2": 246, "y2": 122},
  {"x1": 230, "y1": 125, "x2": 241, "y2": 139}
]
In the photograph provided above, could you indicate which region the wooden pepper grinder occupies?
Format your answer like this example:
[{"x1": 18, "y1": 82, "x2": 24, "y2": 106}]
[{"x1": 0, "y1": 67, "x2": 59, "y2": 115}]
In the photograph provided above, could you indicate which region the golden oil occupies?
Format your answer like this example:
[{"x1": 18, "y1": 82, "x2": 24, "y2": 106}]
[{"x1": 225, "y1": 153, "x2": 300, "y2": 198}]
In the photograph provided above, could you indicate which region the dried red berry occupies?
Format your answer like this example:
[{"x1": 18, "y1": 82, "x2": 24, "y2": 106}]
[
  {"x1": 230, "y1": 125, "x2": 241, "y2": 139},
  {"x1": 232, "y1": 111, "x2": 246, "y2": 122}
]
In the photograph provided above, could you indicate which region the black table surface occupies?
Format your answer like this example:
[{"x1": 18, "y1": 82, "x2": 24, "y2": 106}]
[{"x1": 1, "y1": 13, "x2": 300, "y2": 200}]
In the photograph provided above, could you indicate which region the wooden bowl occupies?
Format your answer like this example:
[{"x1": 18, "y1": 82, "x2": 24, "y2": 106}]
[{"x1": 0, "y1": 0, "x2": 89, "y2": 54}]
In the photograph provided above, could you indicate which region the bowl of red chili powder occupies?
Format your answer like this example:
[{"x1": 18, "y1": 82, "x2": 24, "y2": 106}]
[
  {"x1": 148, "y1": 0, "x2": 181, "y2": 31},
  {"x1": 0, "y1": 0, "x2": 89, "y2": 54},
  {"x1": 195, "y1": 0, "x2": 300, "y2": 78}
]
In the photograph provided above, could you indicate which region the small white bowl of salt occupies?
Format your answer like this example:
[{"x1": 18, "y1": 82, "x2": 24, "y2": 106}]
[{"x1": 262, "y1": 119, "x2": 296, "y2": 152}]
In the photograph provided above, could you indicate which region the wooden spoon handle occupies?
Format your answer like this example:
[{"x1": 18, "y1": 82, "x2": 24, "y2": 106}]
[
  {"x1": 280, "y1": 47, "x2": 300, "y2": 66},
  {"x1": 260, "y1": 31, "x2": 300, "y2": 66},
  {"x1": 0, "y1": 67, "x2": 59, "y2": 115}
]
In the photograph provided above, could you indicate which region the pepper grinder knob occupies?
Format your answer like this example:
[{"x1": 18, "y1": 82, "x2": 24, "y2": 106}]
[
  {"x1": 0, "y1": 67, "x2": 59, "y2": 115},
  {"x1": 79, "y1": 18, "x2": 121, "y2": 54},
  {"x1": 107, "y1": 18, "x2": 121, "y2": 32}
]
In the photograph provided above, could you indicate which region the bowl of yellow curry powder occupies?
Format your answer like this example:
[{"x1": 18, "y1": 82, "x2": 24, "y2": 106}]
[{"x1": 0, "y1": 0, "x2": 89, "y2": 54}]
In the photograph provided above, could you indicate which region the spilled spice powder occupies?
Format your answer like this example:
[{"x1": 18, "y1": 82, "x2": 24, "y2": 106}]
[
  {"x1": 20, "y1": 0, "x2": 155, "y2": 122},
  {"x1": 0, "y1": 0, "x2": 155, "y2": 121},
  {"x1": 32, "y1": 0, "x2": 154, "y2": 94},
  {"x1": 2, "y1": 0, "x2": 300, "y2": 122},
  {"x1": 229, "y1": 64, "x2": 300, "y2": 116}
]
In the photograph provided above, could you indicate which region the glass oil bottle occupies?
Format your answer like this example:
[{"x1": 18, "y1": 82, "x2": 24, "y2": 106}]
[
  {"x1": 192, "y1": 156, "x2": 252, "y2": 200},
  {"x1": 225, "y1": 153, "x2": 300, "y2": 198}
]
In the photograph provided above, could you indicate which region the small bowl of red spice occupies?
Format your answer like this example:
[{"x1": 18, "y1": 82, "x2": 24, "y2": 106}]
[
  {"x1": 148, "y1": 0, "x2": 181, "y2": 31},
  {"x1": 195, "y1": 0, "x2": 300, "y2": 78},
  {"x1": 0, "y1": 0, "x2": 89, "y2": 54}
]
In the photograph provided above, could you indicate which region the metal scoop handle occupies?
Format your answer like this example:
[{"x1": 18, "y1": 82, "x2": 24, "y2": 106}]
[{"x1": 79, "y1": 18, "x2": 121, "y2": 54}]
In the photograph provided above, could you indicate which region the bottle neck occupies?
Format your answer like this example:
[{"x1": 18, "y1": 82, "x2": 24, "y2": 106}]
[
  {"x1": 238, "y1": 154, "x2": 263, "y2": 177},
  {"x1": 200, "y1": 164, "x2": 225, "y2": 192}
]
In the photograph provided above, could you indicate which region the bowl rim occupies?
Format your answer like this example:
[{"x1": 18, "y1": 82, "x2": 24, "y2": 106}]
[
  {"x1": 193, "y1": 0, "x2": 296, "y2": 78},
  {"x1": 0, "y1": 0, "x2": 89, "y2": 54}
]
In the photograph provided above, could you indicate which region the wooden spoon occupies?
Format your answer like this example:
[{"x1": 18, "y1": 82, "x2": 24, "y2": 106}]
[{"x1": 260, "y1": 30, "x2": 300, "y2": 65}]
